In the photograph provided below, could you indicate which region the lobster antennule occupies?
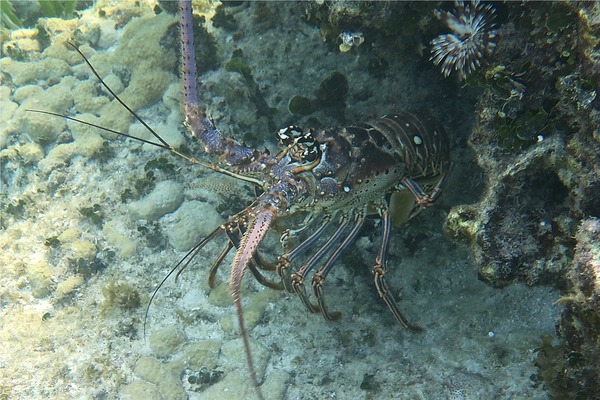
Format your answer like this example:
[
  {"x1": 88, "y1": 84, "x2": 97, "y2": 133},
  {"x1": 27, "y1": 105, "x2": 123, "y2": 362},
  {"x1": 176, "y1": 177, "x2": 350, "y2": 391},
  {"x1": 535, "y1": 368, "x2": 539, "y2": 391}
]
[{"x1": 230, "y1": 206, "x2": 277, "y2": 400}]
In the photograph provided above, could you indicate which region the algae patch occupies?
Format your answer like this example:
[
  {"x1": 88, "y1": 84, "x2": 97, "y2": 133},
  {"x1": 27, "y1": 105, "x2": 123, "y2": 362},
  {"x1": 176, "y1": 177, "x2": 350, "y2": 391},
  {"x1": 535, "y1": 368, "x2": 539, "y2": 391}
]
[{"x1": 101, "y1": 281, "x2": 141, "y2": 315}]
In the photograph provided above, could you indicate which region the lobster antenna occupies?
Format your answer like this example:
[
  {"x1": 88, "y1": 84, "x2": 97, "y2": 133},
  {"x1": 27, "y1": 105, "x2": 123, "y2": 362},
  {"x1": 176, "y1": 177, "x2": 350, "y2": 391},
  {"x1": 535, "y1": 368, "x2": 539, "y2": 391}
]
[
  {"x1": 25, "y1": 110, "x2": 171, "y2": 150},
  {"x1": 26, "y1": 43, "x2": 265, "y2": 186},
  {"x1": 143, "y1": 225, "x2": 224, "y2": 337},
  {"x1": 66, "y1": 42, "x2": 170, "y2": 149},
  {"x1": 179, "y1": 0, "x2": 263, "y2": 166},
  {"x1": 229, "y1": 208, "x2": 275, "y2": 400}
]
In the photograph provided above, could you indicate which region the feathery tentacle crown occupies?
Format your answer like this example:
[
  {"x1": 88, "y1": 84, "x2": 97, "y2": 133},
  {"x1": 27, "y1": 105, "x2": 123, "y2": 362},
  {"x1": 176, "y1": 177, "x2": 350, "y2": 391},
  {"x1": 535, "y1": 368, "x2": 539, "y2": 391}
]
[{"x1": 430, "y1": 0, "x2": 497, "y2": 80}]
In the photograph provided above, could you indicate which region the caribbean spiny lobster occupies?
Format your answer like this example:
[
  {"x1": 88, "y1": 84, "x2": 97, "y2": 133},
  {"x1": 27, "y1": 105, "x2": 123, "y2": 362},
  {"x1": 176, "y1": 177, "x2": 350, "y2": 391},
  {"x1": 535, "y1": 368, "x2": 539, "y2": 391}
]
[{"x1": 32, "y1": 1, "x2": 451, "y2": 399}]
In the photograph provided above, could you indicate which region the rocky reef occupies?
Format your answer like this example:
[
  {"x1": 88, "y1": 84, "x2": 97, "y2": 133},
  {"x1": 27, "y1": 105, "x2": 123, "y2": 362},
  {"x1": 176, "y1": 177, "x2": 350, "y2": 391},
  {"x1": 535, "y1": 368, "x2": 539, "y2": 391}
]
[
  {"x1": 555, "y1": 218, "x2": 600, "y2": 397},
  {"x1": 1, "y1": 1, "x2": 598, "y2": 399},
  {"x1": 438, "y1": 2, "x2": 600, "y2": 397}
]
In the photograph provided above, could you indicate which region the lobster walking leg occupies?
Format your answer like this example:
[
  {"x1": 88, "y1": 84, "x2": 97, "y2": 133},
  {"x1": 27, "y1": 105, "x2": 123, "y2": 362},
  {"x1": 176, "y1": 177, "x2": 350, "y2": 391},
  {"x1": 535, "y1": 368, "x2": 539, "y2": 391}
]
[
  {"x1": 208, "y1": 240, "x2": 234, "y2": 288},
  {"x1": 401, "y1": 168, "x2": 450, "y2": 208},
  {"x1": 276, "y1": 215, "x2": 332, "y2": 292},
  {"x1": 312, "y1": 210, "x2": 367, "y2": 321},
  {"x1": 373, "y1": 206, "x2": 423, "y2": 331},
  {"x1": 290, "y1": 213, "x2": 351, "y2": 313}
]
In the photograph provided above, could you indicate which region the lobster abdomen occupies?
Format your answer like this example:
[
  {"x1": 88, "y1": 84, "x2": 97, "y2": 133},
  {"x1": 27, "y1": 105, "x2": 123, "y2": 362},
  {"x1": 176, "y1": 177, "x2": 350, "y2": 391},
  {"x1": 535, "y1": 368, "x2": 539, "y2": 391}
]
[{"x1": 369, "y1": 113, "x2": 449, "y2": 179}]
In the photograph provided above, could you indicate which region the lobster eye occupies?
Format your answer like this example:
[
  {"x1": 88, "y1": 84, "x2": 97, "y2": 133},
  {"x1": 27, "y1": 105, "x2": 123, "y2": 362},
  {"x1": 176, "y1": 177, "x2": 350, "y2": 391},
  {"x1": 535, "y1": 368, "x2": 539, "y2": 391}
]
[
  {"x1": 277, "y1": 125, "x2": 303, "y2": 145},
  {"x1": 278, "y1": 126, "x2": 322, "y2": 164}
]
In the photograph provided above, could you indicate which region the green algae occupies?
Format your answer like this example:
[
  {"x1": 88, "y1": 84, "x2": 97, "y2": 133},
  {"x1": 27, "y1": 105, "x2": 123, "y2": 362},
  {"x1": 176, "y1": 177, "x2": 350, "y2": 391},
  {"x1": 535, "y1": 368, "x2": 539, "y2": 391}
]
[
  {"x1": 101, "y1": 281, "x2": 141, "y2": 315},
  {"x1": 1, "y1": 1, "x2": 23, "y2": 29},
  {"x1": 38, "y1": 1, "x2": 76, "y2": 19},
  {"x1": 288, "y1": 95, "x2": 315, "y2": 115}
]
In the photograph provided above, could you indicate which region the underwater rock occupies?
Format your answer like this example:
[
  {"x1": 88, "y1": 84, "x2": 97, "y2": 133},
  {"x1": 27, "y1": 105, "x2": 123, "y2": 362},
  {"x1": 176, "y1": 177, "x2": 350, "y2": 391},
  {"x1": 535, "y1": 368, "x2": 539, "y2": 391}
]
[
  {"x1": 208, "y1": 281, "x2": 234, "y2": 308},
  {"x1": 299, "y1": 1, "x2": 423, "y2": 48},
  {"x1": 240, "y1": 289, "x2": 280, "y2": 331},
  {"x1": 71, "y1": 240, "x2": 97, "y2": 261},
  {"x1": 219, "y1": 288, "x2": 280, "y2": 333},
  {"x1": 0, "y1": 142, "x2": 44, "y2": 164},
  {"x1": 445, "y1": 1, "x2": 599, "y2": 288},
  {"x1": 443, "y1": 1, "x2": 600, "y2": 394},
  {"x1": 102, "y1": 220, "x2": 136, "y2": 258},
  {"x1": 26, "y1": 257, "x2": 53, "y2": 298},
  {"x1": 128, "y1": 180, "x2": 184, "y2": 221},
  {"x1": 148, "y1": 326, "x2": 187, "y2": 359},
  {"x1": 225, "y1": 49, "x2": 275, "y2": 132},
  {"x1": 58, "y1": 227, "x2": 82, "y2": 243},
  {"x1": 162, "y1": 82, "x2": 182, "y2": 113},
  {"x1": 13, "y1": 76, "x2": 78, "y2": 144},
  {"x1": 0, "y1": 56, "x2": 71, "y2": 86},
  {"x1": 38, "y1": 132, "x2": 105, "y2": 174},
  {"x1": 12, "y1": 84, "x2": 43, "y2": 103},
  {"x1": 79, "y1": 11, "x2": 178, "y2": 135},
  {"x1": 127, "y1": 110, "x2": 186, "y2": 151},
  {"x1": 166, "y1": 200, "x2": 225, "y2": 252},
  {"x1": 176, "y1": 340, "x2": 222, "y2": 370},
  {"x1": 199, "y1": 368, "x2": 288, "y2": 400},
  {"x1": 556, "y1": 218, "x2": 600, "y2": 397},
  {"x1": 567, "y1": 219, "x2": 600, "y2": 303},
  {"x1": 54, "y1": 274, "x2": 84, "y2": 300},
  {"x1": 0, "y1": 89, "x2": 18, "y2": 143},
  {"x1": 199, "y1": 337, "x2": 287, "y2": 400},
  {"x1": 221, "y1": 338, "x2": 270, "y2": 382},
  {"x1": 96, "y1": 18, "x2": 118, "y2": 49},
  {"x1": 444, "y1": 136, "x2": 577, "y2": 287},
  {"x1": 43, "y1": 41, "x2": 92, "y2": 65},
  {"x1": 72, "y1": 79, "x2": 109, "y2": 114},
  {"x1": 99, "y1": 73, "x2": 124, "y2": 95},
  {"x1": 132, "y1": 357, "x2": 187, "y2": 400},
  {"x1": 120, "y1": 380, "x2": 161, "y2": 400}
]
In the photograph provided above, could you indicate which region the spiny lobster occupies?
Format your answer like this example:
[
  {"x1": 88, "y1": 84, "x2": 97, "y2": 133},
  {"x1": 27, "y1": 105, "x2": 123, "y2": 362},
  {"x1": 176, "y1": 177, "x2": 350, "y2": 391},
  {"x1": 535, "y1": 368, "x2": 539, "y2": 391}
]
[{"x1": 33, "y1": 1, "x2": 451, "y2": 399}]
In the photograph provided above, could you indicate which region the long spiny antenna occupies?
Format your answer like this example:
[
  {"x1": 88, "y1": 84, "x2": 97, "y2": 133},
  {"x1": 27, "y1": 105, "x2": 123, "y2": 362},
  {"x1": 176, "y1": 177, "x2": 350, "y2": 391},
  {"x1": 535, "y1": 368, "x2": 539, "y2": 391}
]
[
  {"x1": 26, "y1": 46, "x2": 265, "y2": 186},
  {"x1": 229, "y1": 208, "x2": 275, "y2": 400},
  {"x1": 178, "y1": 0, "x2": 263, "y2": 166},
  {"x1": 143, "y1": 225, "x2": 225, "y2": 337}
]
